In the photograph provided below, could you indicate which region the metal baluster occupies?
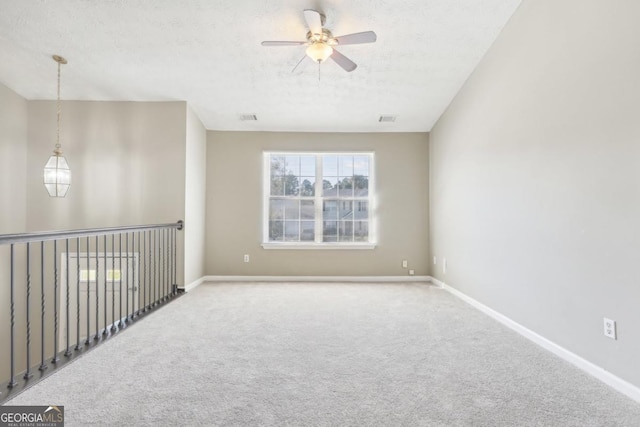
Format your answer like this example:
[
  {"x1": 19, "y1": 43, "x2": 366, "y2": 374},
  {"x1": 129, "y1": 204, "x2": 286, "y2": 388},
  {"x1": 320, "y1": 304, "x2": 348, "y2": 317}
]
[
  {"x1": 111, "y1": 234, "x2": 116, "y2": 333},
  {"x1": 136, "y1": 231, "x2": 141, "y2": 316},
  {"x1": 131, "y1": 232, "x2": 136, "y2": 319},
  {"x1": 156, "y1": 229, "x2": 160, "y2": 304},
  {"x1": 151, "y1": 230, "x2": 155, "y2": 307},
  {"x1": 64, "y1": 239, "x2": 72, "y2": 357},
  {"x1": 143, "y1": 230, "x2": 147, "y2": 312},
  {"x1": 119, "y1": 233, "x2": 123, "y2": 327},
  {"x1": 95, "y1": 235, "x2": 99, "y2": 340},
  {"x1": 8, "y1": 244, "x2": 17, "y2": 387},
  {"x1": 155, "y1": 230, "x2": 159, "y2": 304},
  {"x1": 75, "y1": 238, "x2": 81, "y2": 351},
  {"x1": 39, "y1": 241, "x2": 47, "y2": 371},
  {"x1": 85, "y1": 236, "x2": 90, "y2": 345},
  {"x1": 52, "y1": 240, "x2": 59, "y2": 363},
  {"x1": 103, "y1": 236, "x2": 107, "y2": 335},
  {"x1": 168, "y1": 228, "x2": 173, "y2": 294},
  {"x1": 125, "y1": 232, "x2": 129, "y2": 322},
  {"x1": 25, "y1": 242, "x2": 33, "y2": 379}
]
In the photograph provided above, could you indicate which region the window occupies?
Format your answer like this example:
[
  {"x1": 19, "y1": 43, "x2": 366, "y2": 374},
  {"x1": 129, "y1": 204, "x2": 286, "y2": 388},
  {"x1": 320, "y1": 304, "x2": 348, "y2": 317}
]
[{"x1": 263, "y1": 152, "x2": 374, "y2": 248}]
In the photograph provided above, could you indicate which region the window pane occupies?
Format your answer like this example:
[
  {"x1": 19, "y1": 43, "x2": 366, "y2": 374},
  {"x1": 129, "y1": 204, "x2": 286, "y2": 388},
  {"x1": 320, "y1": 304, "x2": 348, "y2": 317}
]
[
  {"x1": 338, "y1": 177, "x2": 353, "y2": 197},
  {"x1": 339, "y1": 156, "x2": 353, "y2": 176},
  {"x1": 354, "y1": 201, "x2": 368, "y2": 220},
  {"x1": 323, "y1": 200, "x2": 337, "y2": 220},
  {"x1": 323, "y1": 221, "x2": 337, "y2": 242},
  {"x1": 338, "y1": 200, "x2": 353, "y2": 220},
  {"x1": 270, "y1": 177, "x2": 284, "y2": 196},
  {"x1": 300, "y1": 177, "x2": 315, "y2": 196},
  {"x1": 285, "y1": 221, "x2": 299, "y2": 241},
  {"x1": 354, "y1": 175, "x2": 368, "y2": 197},
  {"x1": 323, "y1": 155, "x2": 338, "y2": 176},
  {"x1": 354, "y1": 155, "x2": 369, "y2": 176},
  {"x1": 269, "y1": 199, "x2": 284, "y2": 219},
  {"x1": 354, "y1": 221, "x2": 368, "y2": 241},
  {"x1": 300, "y1": 156, "x2": 315, "y2": 176},
  {"x1": 284, "y1": 199, "x2": 299, "y2": 219},
  {"x1": 285, "y1": 155, "x2": 300, "y2": 176},
  {"x1": 339, "y1": 221, "x2": 354, "y2": 242},
  {"x1": 271, "y1": 156, "x2": 285, "y2": 177},
  {"x1": 301, "y1": 200, "x2": 314, "y2": 219},
  {"x1": 301, "y1": 221, "x2": 314, "y2": 242},
  {"x1": 269, "y1": 220, "x2": 284, "y2": 241},
  {"x1": 284, "y1": 174, "x2": 300, "y2": 196},
  {"x1": 323, "y1": 177, "x2": 338, "y2": 197}
]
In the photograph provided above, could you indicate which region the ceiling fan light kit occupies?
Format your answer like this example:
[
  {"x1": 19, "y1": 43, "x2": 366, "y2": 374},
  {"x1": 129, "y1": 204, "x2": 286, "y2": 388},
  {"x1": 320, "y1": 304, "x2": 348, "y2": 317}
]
[
  {"x1": 262, "y1": 9, "x2": 377, "y2": 73},
  {"x1": 306, "y1": 42, "x2": 333, "y2": 63}
]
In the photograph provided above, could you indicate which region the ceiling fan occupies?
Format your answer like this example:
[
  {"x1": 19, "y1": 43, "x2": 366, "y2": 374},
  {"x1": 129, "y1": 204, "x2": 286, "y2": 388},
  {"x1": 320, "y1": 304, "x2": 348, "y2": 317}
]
[{"x1": 261, "y1": 9, "x2": 377, "y2": 73}]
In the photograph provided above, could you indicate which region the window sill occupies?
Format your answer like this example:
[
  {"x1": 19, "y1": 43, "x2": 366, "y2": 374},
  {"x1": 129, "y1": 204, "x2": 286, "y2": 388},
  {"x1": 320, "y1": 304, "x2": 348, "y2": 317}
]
[{"x1": 261, "y1": 243, "x2": 376, "y2": 250}]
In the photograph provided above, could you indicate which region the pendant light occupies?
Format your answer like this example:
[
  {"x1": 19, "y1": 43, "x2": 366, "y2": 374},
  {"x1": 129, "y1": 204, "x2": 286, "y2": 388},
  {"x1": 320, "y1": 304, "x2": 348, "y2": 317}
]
[{"x1": 43, "y1": 55, "x2": 71, "y2": 197}]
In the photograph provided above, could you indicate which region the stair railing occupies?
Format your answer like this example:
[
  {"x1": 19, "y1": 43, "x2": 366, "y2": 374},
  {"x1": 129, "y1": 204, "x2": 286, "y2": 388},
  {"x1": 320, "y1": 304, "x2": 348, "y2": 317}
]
[{"x1": 0, "y1": 220, "x2": 184, "y2": 403}]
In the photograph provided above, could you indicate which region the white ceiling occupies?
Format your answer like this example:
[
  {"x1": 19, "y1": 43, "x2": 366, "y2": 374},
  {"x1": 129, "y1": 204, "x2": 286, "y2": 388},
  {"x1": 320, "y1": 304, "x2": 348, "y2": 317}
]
[{"x1": 0, "y1": 0, "x2": 521, "y2": 132}]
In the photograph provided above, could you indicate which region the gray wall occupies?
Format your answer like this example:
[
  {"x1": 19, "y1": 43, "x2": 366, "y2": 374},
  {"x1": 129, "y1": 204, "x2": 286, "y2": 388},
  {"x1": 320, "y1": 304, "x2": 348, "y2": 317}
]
[
  {"x1": 184, "y1": 107, "x2": 207, "y2": 286},
  {"x1": 205, "y1": 131, "x2": 430, "y2": 277},
  {"x1": 0, "y1": 83, "x2": 27, "y2": 234},
  {"x1": 26, "y1": 100, "x2": 187, "y2": 284},
  {"x1": 430, "y1": 0, "x2": 640, "y2": 388},
  {"x1": 0, "y1": 82, "x2": 28, "y2": 381}
]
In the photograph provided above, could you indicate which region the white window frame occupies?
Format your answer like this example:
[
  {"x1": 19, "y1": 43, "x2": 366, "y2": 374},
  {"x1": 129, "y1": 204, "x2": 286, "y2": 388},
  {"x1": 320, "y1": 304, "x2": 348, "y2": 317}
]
[{"x1": 262, "y1": 151, "x2": 376, "y2": 250}]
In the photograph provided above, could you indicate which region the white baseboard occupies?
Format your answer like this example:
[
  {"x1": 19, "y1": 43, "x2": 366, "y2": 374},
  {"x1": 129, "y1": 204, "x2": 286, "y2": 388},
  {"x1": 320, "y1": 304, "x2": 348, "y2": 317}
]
[
  {"x1": 202, "y1": 275, "x2": 431, "y2": 283},
  {"x1": 181, "y1": 277, "x2": 206, "y2": 292},
  {"x1": 428, "y1": 277, "x2": 640, "y2": 404}
]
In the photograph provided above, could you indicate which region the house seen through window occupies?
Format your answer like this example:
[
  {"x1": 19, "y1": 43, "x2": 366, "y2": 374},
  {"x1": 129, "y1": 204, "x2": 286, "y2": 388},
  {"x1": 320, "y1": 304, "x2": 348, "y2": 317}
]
[{"x1": 264, "y1": 152, "x2": 374, "y2": 246}]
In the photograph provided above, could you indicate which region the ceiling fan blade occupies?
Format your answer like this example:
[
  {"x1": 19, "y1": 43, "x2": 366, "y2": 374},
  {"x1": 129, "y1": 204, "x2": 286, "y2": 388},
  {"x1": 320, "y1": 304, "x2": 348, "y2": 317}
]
[
  {"x1": 334, "y1": 31, "x2": 377, "y2": 45},
  {"x1": 261, "y1": 41, "x2": 306, "y2": 46},
  {"x1": 330, "y1": 49, "x2": 357, "y2": 72},
  {"x1": 303, "y1": 9, "x2": 323, "y2": 36}
]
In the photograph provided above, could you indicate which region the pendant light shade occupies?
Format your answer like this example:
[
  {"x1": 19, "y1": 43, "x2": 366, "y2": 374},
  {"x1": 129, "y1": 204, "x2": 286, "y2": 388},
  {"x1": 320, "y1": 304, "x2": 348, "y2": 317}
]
[
  {"x1": 44, "y1": 149, "x2": 71, "y2": 197},
  {"x1": 44, "y1": 55, "x2": 71, "y2": 198}
]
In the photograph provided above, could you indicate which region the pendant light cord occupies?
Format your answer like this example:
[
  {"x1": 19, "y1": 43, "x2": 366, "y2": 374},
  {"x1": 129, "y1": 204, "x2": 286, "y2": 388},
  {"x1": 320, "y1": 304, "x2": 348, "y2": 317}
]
[{"x1": 55, "y1": 60, "x2": 61, "y2": 153}]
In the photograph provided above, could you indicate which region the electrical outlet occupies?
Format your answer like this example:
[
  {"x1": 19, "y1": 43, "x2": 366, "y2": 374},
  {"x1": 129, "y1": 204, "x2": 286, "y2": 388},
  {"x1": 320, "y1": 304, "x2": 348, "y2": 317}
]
[
  {"x1": 243, "y1": 254, "x2": 250, "y2": 263},
  {"x1": 409, "y1": 269, "x2": 415, "y2": 276},
  {"x1": 433, "y1": 256, "x2": 437, "y2": 265},
  {"x1": 603, "y1": 318, "x2": 616, "y2": 340},
  {"x1": 443, "y1": 258, "x2": 447, "y2": 274},
  {"x1": 402, "y1": 260, "x2": 408, "y2": 268}
]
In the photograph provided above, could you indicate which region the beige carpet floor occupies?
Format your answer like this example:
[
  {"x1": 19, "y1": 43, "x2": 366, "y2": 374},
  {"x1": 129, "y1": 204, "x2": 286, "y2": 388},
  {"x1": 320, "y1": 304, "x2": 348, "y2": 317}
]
[{"x1": 5, "y1": 282, "x2": 640, "y2": 426}]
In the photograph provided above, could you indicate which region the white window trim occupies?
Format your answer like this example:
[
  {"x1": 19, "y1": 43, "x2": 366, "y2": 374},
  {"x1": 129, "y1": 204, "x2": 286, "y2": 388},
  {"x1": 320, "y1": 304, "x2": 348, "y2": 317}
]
[{"x1": 262, "y1": 151, "x2": 377, "y2": 249}]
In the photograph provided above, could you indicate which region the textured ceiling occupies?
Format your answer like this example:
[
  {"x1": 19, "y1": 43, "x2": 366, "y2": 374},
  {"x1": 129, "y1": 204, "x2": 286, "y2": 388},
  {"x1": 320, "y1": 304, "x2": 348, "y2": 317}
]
[{"x1": 0, "y1": 0, "x2": 521, "y2": 132}]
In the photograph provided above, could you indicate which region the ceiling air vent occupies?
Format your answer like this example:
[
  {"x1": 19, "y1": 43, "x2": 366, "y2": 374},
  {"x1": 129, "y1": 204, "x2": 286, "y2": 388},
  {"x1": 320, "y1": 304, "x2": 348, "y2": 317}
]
[
  {"x1": 240, "y1": 114, "x2": 258, "y2": 121},
  {"x1": 378, "y1": 115, "x2": 396, "y2": 123}
]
